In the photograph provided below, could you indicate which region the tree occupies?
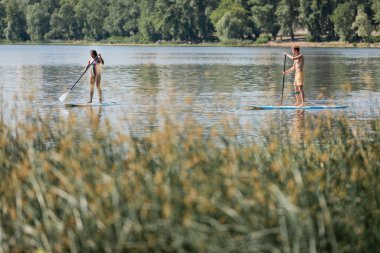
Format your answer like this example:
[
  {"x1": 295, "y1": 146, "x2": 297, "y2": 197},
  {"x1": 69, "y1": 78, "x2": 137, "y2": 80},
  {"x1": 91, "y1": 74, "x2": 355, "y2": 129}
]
[
  {"x1": 3, "y1": 0, "x2": 29, "y2": 41},
  {"x1": 104, "y1": 0, "x2": 140, "y2": 37},
  {"x1": 215, "y1": 11, "x2": 247, "y2": 40},
  {"x1": 178, "y1": 0, "x2": 206, "y2": 41},
  {"x1": 276, "y1": 0, "x2": 299, "y2": 41},
  {"x1": 75, "y1": 0, "x2": 108, "y2": 40},
  {"x1": 250, "y1": 0, "x2": 280, "y2": 40},
  {"x1": 332, "y1": 2, "x2": 356, "y2": 41},
  {"x1": 211, "y1": 0, "x2": 252, "y2": 41},
  {"x1": 154, "y1": 0, "x2": 183, "y2": 40},
  {"x1": 352, "y1": 6, "x2": 373, "y2": 42},
  {"x1": 136, "y1": 0, "x2": 218, "y2": 42},
  {"x1": 194, "y1": 0, "x2": 220, "y2": 40},
  {"x1": 372, "y1": 0, "x2": 380, "y2": 24},
  {"x1": 152, "y1": 0, "x2": 208, "y2": 41},
  {"x1": 47, "y1": 0, "x2": 80, "y2": 39},
  {"x1": 138, "y1": 0, "x2": 160, "y2": 41},
  {"x1": 0, "y1": 1, "x2": 5, "y2": 38},
  {"x1": 26, "y1": 3, "x2": 50, "y2": 40},
  {"x1": 300, "y1": 0, "x2": 337, "y2": 41}
]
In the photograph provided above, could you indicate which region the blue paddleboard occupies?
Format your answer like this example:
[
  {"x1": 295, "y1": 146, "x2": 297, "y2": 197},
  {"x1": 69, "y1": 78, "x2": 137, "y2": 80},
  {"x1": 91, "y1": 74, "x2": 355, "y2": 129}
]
[{"x1": 246, "y1": 105, "x2": 349, "y2": 110}]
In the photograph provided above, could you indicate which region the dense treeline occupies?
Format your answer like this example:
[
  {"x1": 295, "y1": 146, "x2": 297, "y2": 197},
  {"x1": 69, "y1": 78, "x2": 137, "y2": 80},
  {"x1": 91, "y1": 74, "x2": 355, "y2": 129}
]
[{"x1": 0, "y1": 0, "x2": 379, "y2": 43}]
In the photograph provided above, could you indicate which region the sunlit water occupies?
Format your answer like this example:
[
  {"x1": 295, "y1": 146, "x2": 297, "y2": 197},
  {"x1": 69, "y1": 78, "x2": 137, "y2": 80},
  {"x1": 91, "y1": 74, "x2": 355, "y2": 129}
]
[{"x1": 1, "y1": 45, "x2": 379, "y2": 140}]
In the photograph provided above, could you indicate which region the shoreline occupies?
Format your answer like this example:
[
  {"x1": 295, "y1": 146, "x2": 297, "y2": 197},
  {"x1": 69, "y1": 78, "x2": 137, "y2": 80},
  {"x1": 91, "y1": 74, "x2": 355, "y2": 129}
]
[
  {"x1": 1, "y1": 39, "x2": 379, "y2": 48},
  {"x1": 266, "y1": 40, "x2": 380, "y2": 48}
]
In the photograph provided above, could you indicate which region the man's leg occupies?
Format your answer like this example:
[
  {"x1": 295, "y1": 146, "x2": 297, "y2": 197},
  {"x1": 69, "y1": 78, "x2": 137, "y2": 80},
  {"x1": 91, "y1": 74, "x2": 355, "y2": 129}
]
[
  {"x1": 299, "y1": 85, "x2": 305, "y2": 106},
  {"x1": 294, "y1": 85, "x2": 300, "y2": 106}
]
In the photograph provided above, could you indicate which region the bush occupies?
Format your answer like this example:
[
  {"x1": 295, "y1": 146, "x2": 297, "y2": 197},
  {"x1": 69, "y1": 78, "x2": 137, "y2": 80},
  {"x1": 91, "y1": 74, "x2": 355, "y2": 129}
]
[
  {"x1": 368, "y1": 35, "x2": 380, "y2": 43},
  {"x1": 256, "y1": 35, "x2": 271, "y2": 44},
  {"x1": 103, "y1": 35, "x2": 148, "y2": 44}
]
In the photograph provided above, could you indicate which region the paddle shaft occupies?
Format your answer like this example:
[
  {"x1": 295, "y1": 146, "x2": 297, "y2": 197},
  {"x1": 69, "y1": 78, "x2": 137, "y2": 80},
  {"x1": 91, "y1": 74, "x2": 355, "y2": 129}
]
[
  {"x1": 280, "y1": 54, "x2": 286, "y2": 105},
  {"x1": 68, "y1": 56, "x2": 98, "y2": 91}
]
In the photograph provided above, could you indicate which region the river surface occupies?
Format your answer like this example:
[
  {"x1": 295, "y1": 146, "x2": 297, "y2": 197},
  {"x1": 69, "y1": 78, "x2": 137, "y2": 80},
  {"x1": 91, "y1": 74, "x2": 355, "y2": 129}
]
[{"x1": 1, "y1": 45, "x2": 379, "y2": 139}]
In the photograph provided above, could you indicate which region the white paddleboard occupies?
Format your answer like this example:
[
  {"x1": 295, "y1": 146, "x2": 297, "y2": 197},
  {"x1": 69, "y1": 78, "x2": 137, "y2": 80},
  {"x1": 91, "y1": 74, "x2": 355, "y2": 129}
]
[{"x1": 64, "y1": 102, "x2": 119, "y2": 107}]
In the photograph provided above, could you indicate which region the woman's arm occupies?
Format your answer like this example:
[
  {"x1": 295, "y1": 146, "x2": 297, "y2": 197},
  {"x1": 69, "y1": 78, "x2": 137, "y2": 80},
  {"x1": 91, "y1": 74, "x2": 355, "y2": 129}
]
[
  {"x1": 98, "y1": 54, "x2": 105, "y2": 64},
  {"x1": 85, "y1": 59, "x2": 91, "y2": 71}
]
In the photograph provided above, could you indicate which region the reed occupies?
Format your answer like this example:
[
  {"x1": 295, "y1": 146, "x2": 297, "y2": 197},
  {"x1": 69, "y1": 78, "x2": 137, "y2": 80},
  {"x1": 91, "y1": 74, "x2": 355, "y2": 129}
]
[{"x1": 0, "y1": 104, "x2": 379, "y2": 253}]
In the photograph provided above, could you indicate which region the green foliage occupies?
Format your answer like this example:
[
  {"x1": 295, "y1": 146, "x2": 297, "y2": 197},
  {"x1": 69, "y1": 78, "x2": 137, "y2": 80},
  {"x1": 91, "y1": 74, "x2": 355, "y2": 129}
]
[
  {"x1": 0, "y1": 0, "x2": 380, "y2": 43},
  {"x1": 211, "y1": 0, "x2": 252, "y2": 40},
  {"x1": 0, "y1": 1, "x2": 5, "y2": 38},
  {"x1": 368, "y1": 35, "x2": 380, "y2": 42},
  {"x1": 216, "y1": 12, "x2": 242, "y2": 40},
  {"x1": 103, "y1": 0, "x2": 139, "y2": 37},
  {"x1": 210, "y1": 0, "x2": 231, "y2": 26},
  {"x1": 256, "y1": 34, "x2": 271, "y2": 43},
  {"x1": 332, "y1": 2, "x2": 357, "y2": 41},
  {"x1": 299, "y1": 0, "x2": 337, "y2": 42},
  {"x1": 151, "y1": 0, "x2": 218, "y2": 42},
  {"x1": 373, "y1": 0, "x2": 380, "y2": 23},
  {"x1": 3, "y1": 0, "x2": 29, "y2": 41},
  {"x1": 276, "y1": 0, "x2": 299, "y2": 40},
  {"x1": 154, "y1": 0, "x2": 184, "y2": 41},
  {"x1": 74, "y1": 0, "x2": 108, "y2": 40},
  {"x1": 104, "y1": 34, "x2": 147, "y2": 44},
  {"x1": 250, "y1": 0, "x2": 280, "y2": 40},
  {"x1": 26, "y1": 3, "x2": 51, "y2": 40},
  {"x1": 138, "y1": 0, "x2": 160, "y2": 42},
  {"x1": 46, "y1": 1, "x2": 79, "y2": 40},
  {"x1": 352, "y1": 6, "x2": 373, "y2": 42}
]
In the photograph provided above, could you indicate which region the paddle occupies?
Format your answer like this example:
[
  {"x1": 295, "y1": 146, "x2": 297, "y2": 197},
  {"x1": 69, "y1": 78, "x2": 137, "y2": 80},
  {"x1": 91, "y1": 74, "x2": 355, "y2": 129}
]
[
  {"x1": 59, "y1": 56, "x2": 98, "y2": 102},
  {"x1": 280, "y1": 54, "x2": 286, "y2": 105}
]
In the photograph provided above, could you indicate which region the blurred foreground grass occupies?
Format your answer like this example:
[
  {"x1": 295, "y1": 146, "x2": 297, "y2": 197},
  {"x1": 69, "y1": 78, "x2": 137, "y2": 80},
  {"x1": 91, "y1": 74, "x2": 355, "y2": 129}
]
[{"x1": 0, "y1": 105, "x2": 379, "y2": 253}]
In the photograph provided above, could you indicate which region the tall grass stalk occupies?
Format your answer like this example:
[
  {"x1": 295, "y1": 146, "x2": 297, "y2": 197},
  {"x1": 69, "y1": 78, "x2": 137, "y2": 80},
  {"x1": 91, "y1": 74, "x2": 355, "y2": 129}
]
[{"x1": 0, "y1": 103, "x2": 379, "y2": 253}]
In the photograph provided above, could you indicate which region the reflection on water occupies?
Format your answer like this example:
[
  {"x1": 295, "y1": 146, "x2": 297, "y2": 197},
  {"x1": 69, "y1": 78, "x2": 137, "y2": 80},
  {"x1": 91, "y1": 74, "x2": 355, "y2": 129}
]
[
  {"x1": 290, "y1": 110, "x2": 305, "y2": 144},
  {"x1": 1, "y1": 45, "x2": 379, "y2": 139}
]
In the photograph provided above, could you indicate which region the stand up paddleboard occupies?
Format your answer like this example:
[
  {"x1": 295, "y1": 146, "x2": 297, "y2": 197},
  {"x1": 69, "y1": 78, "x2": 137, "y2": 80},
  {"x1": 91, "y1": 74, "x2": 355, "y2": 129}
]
[
  {"x1": 64, "y1": 102, "x2": 119, "y2": 107},
  {"x1": 246, "y1": 105, "x2": 349, "y2": 110}
]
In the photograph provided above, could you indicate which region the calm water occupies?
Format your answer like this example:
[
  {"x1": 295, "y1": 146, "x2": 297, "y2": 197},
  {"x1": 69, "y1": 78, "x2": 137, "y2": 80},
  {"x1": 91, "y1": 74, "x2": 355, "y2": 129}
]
[{"x1": 1, "y1": 45, "x2": 379, "y2": 139}]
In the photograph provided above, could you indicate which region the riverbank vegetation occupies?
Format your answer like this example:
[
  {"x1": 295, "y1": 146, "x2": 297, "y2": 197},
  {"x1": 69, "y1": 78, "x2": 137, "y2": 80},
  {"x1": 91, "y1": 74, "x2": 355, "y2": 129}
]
[
  {"x1": 0, "y1": 0, "x2": 380, "y2": 45},
  {"x1": 0, "y1": 101, "x2": 379, "y2": 252}
]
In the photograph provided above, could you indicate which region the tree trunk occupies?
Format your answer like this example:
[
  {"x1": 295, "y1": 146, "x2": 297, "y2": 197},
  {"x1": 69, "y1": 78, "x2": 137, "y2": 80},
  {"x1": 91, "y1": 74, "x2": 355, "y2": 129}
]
[{"x1": 290, "y1": 31, "x2": 295, "y2": 41}]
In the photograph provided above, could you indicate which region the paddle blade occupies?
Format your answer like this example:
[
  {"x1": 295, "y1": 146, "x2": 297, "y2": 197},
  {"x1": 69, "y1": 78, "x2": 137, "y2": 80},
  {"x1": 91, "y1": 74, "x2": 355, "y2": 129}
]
[{"x1": 59, "y1": 91, "x2": 70, "y2": 102}]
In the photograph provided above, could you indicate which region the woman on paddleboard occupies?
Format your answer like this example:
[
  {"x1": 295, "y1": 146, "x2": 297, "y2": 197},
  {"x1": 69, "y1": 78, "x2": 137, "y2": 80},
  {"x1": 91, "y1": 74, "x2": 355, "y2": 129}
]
[
  {"x1": 88, "y1": 50, "x2": 104, "y2": 103},
  {"x1": 284, "y1": 46, "x2": 305, "y2": 106}
]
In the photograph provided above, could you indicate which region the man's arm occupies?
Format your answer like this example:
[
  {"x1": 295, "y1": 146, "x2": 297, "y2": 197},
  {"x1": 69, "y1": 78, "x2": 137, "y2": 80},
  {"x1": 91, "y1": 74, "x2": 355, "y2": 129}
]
[
  {"x1": 284, "y1": 62, "x2": 296, "y2": 75},
  {"x1": 291, "y1": 54, "x2": 303, "y2": 60},
  {"x1": 285, "y1": 53, "x2": 303, "y2": 61}
]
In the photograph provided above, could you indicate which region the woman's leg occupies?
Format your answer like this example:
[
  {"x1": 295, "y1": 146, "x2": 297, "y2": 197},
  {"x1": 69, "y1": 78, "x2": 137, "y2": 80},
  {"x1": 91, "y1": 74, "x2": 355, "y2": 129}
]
[
  {"x1": 96, "y1": 74, "x2": 102, "y2": 103},
  {"x1": 88, "y1": 76, "x2": 95, "y2": 103}
]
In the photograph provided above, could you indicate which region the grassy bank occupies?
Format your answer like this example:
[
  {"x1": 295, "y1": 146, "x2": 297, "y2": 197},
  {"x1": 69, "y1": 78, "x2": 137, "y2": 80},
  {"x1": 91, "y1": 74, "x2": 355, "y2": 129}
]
[
  {"x1": 0, "y1": 105, "x2": 379, "y2": 253},
  {"x1": 1, "y1": 38, "x2": 380, "y2": 48}
]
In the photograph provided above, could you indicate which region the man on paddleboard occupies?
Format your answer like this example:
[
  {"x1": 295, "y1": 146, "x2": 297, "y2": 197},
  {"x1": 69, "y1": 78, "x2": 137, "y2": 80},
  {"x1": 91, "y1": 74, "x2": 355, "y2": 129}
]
[
  {"x1": 88, "y1": 50, "x2": 105, "y2": 103},
  {"x1": 284, "y1": 46, "x2": 305, "y2": 106}
]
